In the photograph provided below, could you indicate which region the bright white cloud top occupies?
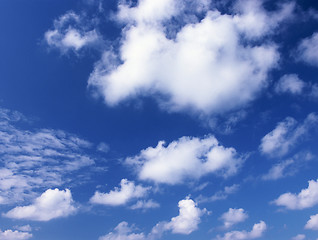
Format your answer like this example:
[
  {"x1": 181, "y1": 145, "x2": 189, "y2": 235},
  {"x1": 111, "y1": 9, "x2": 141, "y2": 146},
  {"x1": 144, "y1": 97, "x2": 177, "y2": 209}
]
[
  {"x1": 125, "y1": 136, "x2": 243, "y2": 184},
  {"x1": 90, "y1": 179, "x2": 150, "y2": 206},
  {"x1": 305, "y1": 213, "x2": 318, "y2": 230},
  {"x1": 220, "y1": 208, "x2": 248, "y2": 229},
  {"x1": 87, "y1": 0, "x2": 297, "y2": 115},
  {"x1": 0, "y1": 229, "x2": 32, "y2": 240},
  {"x1": 273, "y1": 179, "x2": 318, "y2": 210},
  {"x1": 4, "y1": 188, "x2": 77, "y2": 221}
]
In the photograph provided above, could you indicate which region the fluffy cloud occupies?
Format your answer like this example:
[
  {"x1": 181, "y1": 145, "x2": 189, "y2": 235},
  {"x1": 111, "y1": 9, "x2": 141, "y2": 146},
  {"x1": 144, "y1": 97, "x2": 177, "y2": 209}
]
[
  {"x1": 297, "y1": 32, "x2": 318, "y2": 67},
  {"x1": 4, "y1": 188, "x2": 77, "y2": 221},
  {"x1": 305, "y1": 213, "x2": 318, "y2": 230},
  {"x1": 88, "y1": 0, "x2": 296, "y2": 116},
  {"x1": 259, "y1": 113, "x2": 318, "y2": 157},
  {"x1": 99, "y1": 221, "x2": 146, "y2": 240},
  {"x1": 273, "y1": 179, "x2": 318, "y2": 210},
  {"x1": 45, "y1": 11, "x2": 101, "y2": 53},
  {"x1": 90, "y1": 179, "x2": 150, "y2": 206},
  {"x1": 216, "y1": 221, "x2": 267, "y2": 240},
  {"x1": 220, "y1": 208, "x2": 248, "y2": 229},
  {"x1": 125, "y1": 136, "x2": 243, "y2": 185},
  {"x1": 0, "y1": 229, "x2": 32, "y2": 240},
  {"x1": 0, "y1": 107, "x2": 95, "y2": 203},
  {"x1": 275, "y1": 74, "x2": 306, "y2": 95},
  {"x1": 291, "y1": 234, "x2": 306, "y2": 240}
]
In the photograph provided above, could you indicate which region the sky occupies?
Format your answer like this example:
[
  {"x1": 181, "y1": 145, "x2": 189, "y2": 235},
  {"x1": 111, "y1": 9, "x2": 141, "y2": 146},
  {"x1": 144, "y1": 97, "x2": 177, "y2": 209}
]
[{"x1": 0, "y1": 0, "x2": 318, "y2": 239}]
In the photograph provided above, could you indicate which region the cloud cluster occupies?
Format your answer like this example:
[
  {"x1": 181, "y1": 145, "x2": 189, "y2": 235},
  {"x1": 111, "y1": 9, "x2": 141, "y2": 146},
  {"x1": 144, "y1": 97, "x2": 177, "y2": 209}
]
[
  {"x1": 216, "y1": 221, "x2": 267, "y2": 240},
  {"x1": 88, "y1": 0, "x2": 296, "y2": 116},
  {"x1": 0, "y1": 107, "x2": 95, "y2": 203},
  {"x1": 125, "y1": 135, "x2": 243, "y2": 184},
  {"x1": 259, "y1": 113, "x2": 318, "y2": 157},
  {"x1": 90, "y1": 179, "x2": 150, "y2": 206},
  {"x1": 4, "y1": 188, "x2": 77, "y2": 221},
  {"x1": 220, "y1": 208, "x2": 248, "y2": 229},
  {"x1": 0, "y1": 229, "x2": 32, "y2": 240},
  {"x1": 45, "y1": 11, "x2": 101, "y2": 53},
  {"x1": 273, "y1": 179, "x2": 318, "y2": 210}
]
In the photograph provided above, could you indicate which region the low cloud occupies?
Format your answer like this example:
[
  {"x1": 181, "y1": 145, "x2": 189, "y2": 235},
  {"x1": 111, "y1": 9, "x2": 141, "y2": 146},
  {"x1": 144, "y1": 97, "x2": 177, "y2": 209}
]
[
  {"x1": 4, "y1": 188, "x2": 77, "y2": 221},
  {"x1": 90, "y1": 179, "x2": 150, "y2": 206},
  {"x1": 296, "y1": 32, "x2": 318, "y2": 67},
  {"x1": 273, "y1": 179, "x2": 318, "y2": 210},
  {"x1": 0, "y1": 229, "x2": 32, "y2": 240},
  {"x1": 125, "y1": 136, "x2": 243, "y2": 185},
  {"x1": 275, "y1": 74, "x2": 306, "y2": 95},
  {"x1": 305, "y1": 213, "x2": 318, "y2": 230},
  {"x1": 220, "y1": 208, "x2": 248, "y2": 229}
]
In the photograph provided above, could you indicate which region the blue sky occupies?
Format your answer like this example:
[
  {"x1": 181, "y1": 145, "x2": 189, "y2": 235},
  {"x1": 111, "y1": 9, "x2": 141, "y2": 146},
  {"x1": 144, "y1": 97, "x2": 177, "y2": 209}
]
[{"x1": 0, "y1": 0, "x2": 318, "y2": 239}]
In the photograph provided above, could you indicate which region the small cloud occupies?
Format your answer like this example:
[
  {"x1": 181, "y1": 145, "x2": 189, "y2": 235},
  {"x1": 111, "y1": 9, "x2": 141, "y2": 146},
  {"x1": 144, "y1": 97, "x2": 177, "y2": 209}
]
[
  {"x1": 4, "y1": 188, "x2": 77, "y2": 221},
  {"x1": 220, "y1": 208, "x2": 248, "y2": 229},
  {"x1": 196, "y1": 184, "x2": 239, "y2": 203},
  {"x1": 291, "y1": 234, "x2": 306, "y2": 240},
  {"x1": 97, "y1": 142, "x2": 110, "y2": 153},
  {"x1": 305, "y1": 213, "x2": 318, "y2": 230},
  {"x1": 130, "y1": 200, "x2": 160, "y2": 210},
  {"x1": 296, "y1": 32, "x2": 318, "y2": 67},
  {"x1": 275, "y1": 74, "x2": 306, "y2": 95},
  {"x1": 0, "y1": 229, "x2": 32, "y2": 240}
]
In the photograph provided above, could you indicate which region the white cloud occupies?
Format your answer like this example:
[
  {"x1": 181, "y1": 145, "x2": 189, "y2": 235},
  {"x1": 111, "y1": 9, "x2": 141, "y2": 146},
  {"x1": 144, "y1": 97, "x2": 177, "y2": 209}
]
[
  {"x1": 99, "y1": 221, "x2": 146, "y2": 240},
  {"x1": 275, "y1": 74, "x2": 306, "y2": 95},
  {"x1": 97, "y1": 142, "x2": 110, "y2": 153},
  {"x1": 297, "y1": 32, "x2": 318, "y2": 67},
  {"x1": 0, "y1": 229, "x2": 32, "y2": 240},
  {"x1": 273, "y1": 179, "x2": 318, "y2": 210},
  {"x1": 163, "y1": 197, "x2": 206, "y2": 234},
  {"x1": 14, "y1": 225, "x2": 32, "y2": 232},
  {"x1": 125, "y1": 136, "x2": 243, "y2": 185},
  {"x1": 291, "y1": 234, "x2": 306, "y2": 240},
  {"x1": 45, "y1": 11, "x2": 101, "y2": 53},
  {"x1": 305, "y1": 213, "x2": 318, "y2": 230},
  {"x1": 259, "y1": 113, "x2": 318, "y2": 157},
  {"x1": 220, "y1": 208, "x2": 248, "y2": 229},
  {"x1": 196, "y1": 184, "x2": 239, "y2": 203},
  {"x1": 130, "y1": 200, "x2": 160, "y2": 210},
  {"x1": 87, "y1": 0, "x2": 295, "y2": 116},
  {"x1": 4, "y1": 188, "x2": 77, "y2": 221},
  {"x1": 216, "y1": 221, "x2": 267, "y2": 240},
  {"x1": 0, "y1": 107, "x2": 95, "y2": 204},
  {"x1": 90, "y1": 179, "x2": 150, "y2": 206}
]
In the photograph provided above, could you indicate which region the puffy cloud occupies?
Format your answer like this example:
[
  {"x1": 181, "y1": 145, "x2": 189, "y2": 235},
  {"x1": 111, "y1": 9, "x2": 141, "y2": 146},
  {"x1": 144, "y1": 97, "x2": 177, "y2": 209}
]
[
  {"x1": 305, "y1": 213, "x2": 318, "y2": 230},
  {"x1": 0, "y1": 107, "x2": 95, "y2": 203},
  {"x1": 291, "y1": 234, "x2": 306, "y2": 240},
  {"x1": 259, "y1": 113, "x2": 318, "y2": 157},
  {"x1": 45, "y1": 11, "x2": 101, "y2": 53},
  {"x1": 220, "y1": 208, "x2": 248, "y2": 229},
  {"x1": 216, "y1": 221, "x2": 267, "y2": 240},
  {"x1": 4, "y1": 188, "x2": 77, "y2": 221},
  {"x1": 99, "y1": 221, "x2": 146, "y2": 240},
  {"x1": 90, "y1": 179, "x2": 150, "y2": 206},
  {"x1": 275, "y1": 74, "x2": 306, "y2": 95},
  {"x1": 125, "y1": 136, "x2": 243, "y2": 185},
  {"x1": 0, "y1": 229, "x2": 32, "y2": 240},
  {"x1": 196, "y1": 184, "x2": 239, "y2": 203},
  {"x1": 297, "y1": 32, "x2": 318, "y2": 67},
  {"x1": 87, "y1": 0, "x2": 295, "y2": 116},
  {"x1": 163, "y1": 197, "x2": 206, "y2": 234},
  {"x1": 273, "y1": 179, "x2": 318, "y2": 210},
  {"x1": 129, "y1": 200, "x2": 160, "y2": 210}
]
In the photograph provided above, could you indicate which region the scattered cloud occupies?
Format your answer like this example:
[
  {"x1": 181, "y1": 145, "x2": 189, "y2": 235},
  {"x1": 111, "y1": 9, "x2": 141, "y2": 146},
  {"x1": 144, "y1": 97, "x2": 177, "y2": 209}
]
[
  {"x1": 0, "y1": 107, "x2": 95, "y2": 204},
  {"x1": 220, "y1": 208, "x2": 248, "y2": 229},
  {"x1": 90, "y1": 179, "x2": 150, "y2": 206},
  {"x1": 97, "y1": 142, "x2": 110, "y2": 153},
  {"x1": 273, "y1": 179, "x2": 318, "y2": 210},
  {"x1": 0, "y1": 229, "x2": 32, "y2": 240},
  {"x1": 4, "y1": 188, "x2": 77, "y2": 221},
  {"x1": 99, "y1": 221, "x2": 146, "y2": 240},
  {"x1": 275, "y1": 74, "x2": 306, "y2": 95},
  {"x1": 259, "y1": 113, "x2": 318, "y2": 157},
  {"x1": 13, "y1": 225, "x2": 32, "y2": 232},
  {"x1": 215, "y1": 221, "x2": 267, "y2": 240},
  {"x1": 296, "y1": 32, "x2": 318, "y2": 67},
  {"x1": 196, "y1": 184, "x2": 239, "y2": 203},
  {"x1": 125, "y1": 136, "x2": 243, "y2": 185},
  {"x1": 305, "y1": 213, "x2": 318, "y2": 230},
  {"x1": 291, "y1": 234, "x2": 306, "y2": 240},
  {"x1": 87, "y1": 0, "x2": 296, "y2": 116},
  {"x1": 45, "y1": 11, "x2": 101, "y2": 53},
  {"x1": 129, "y1": 200, "x2": 160, "y2": 210}
]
